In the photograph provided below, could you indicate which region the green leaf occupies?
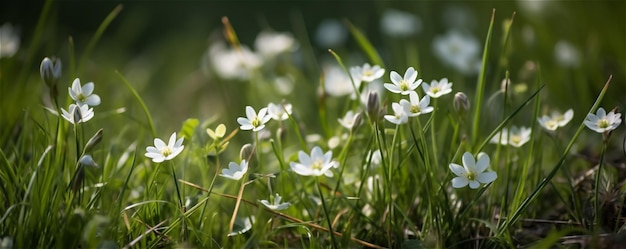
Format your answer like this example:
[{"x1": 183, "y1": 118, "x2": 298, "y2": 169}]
[
  {"x1": 180, "y1": 118, "x2": 199, "y2": 142},
  {"x1": 345, "y1": 20, "x2": 385, "y2": 67}
]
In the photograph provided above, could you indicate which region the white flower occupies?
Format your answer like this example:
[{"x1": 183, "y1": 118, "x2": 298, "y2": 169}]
[
  {"x1": 350, "y1": 63, "x2": 385, "y2": 83},
  {"x1": 220, "y1": 160, "x2": 248, "y2": 181},
  {"x1": 554, "y1": 40, "x2": 580, "y2": 68},
  {"x1": 61, "y1": 103, "x2": 94, "y2": 124},
  {"x1": 267, "y1": 102, "x2": 292, "y2": 121},
  {"x1": 450, "y1": 152, "x2": 497, "y2": 189},
  {"x1": 254, "y1": 31, "x2": 297, "y2": 58},
  {"x1": 237, "y1": 106, "x2": 272, "y2": 132},
  {"x1": 315, "y1": 19, "x2": 348, "y2": 48},
  {"x1": 537, "y1": 109, "x2": 574, "y2": 131},
  {"x1": 422, "y1": 78, "x2": 453, "y2": 98},
  {"x1": 68, "y1": 78, "x2": 101, "y2": 106},
  {"x1": 258, "y1": 193, "x2": 291, "y2": 211},
  {"x1": 401, "y1": 91, "x2": 433, "y2": 117},
  {"x1": 145, "y1": 132, "x2": 184, "y2": 163},
  {"x1": 208, "y1": 42, "x2": 262, "y2": 80},
  {"x1": 338, "y1": 110, "x2": 361, "y2": 130},
  {"x1": 0, "y1": 23, "x2": 20, "y2": 58},
  {"x1": 584, "y1": 107, "x2": 622, "y2": 133},
  {"x1": 290, "y1": 146, "x2": 337, "y2": 177},
  {"x1": 384, "y1": 67, "x2": 421, "y2": 95},
  {"x1": 384, "y1": 102, "x2": 410, "y2": 125},
  {"x1": 433, "y1": 30, "x2": 481, "y2": 75},
  {"x1": 490, "y1": 126, "x2": 532, "y2": 147},
  {"x1": 380, "y1": 9, "x2": 422, "y2": 38},
  {"x1": 323, "y1": 64, "x2": 361, "y2": 99}
]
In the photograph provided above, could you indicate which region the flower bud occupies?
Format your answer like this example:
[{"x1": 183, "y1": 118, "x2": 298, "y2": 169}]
[
  {"x1": 453, "y1": 92, "x2": 470, "y2": 114},
  {"x1": 83, "y1": 128, "x2": 103, "y2": 154},
  {"x1": 239, "y1": 143, "x2": 254, "y2": 161},
  {"x1": 352, "y1": 112, "x2": 362, "y2": 132},
  {"x1": 78, "y1": 155, "x2": 98, "y2": 168},
  {"x1": 40, "y1": 57, "x2": 62, "y2": 88},
  {"x1": 366, "y1": 91, "x2": 380, "y2": 120}
]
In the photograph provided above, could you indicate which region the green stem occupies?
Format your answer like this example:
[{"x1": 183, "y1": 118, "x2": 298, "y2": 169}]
[
  {"x1": 316, "y1": 177, "x2": 338, "y2": 249},
  {"x1": 430, "y1": 98, "x2": 439, "y2": 169},
  {"x1": 594, "y1": 138, "x2": 608, "y2": 231}
]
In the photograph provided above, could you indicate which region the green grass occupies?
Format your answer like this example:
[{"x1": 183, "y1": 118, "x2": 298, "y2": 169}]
[{"x1": 1, "y1": 2, "x2": 625, "y2": 249}]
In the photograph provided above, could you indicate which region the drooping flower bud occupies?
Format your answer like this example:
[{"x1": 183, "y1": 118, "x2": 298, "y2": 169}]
[
  {"x1": 453, "y1": 92, "x2": 470, "y2": 115},
  {"x1": 40, "y1": 57, "x2": 62, "y2": 88}
]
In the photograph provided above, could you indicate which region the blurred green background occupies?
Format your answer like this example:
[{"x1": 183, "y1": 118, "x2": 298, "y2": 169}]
[{"x1": 1, "y1": 0, "x2": 624, "y2": 139}]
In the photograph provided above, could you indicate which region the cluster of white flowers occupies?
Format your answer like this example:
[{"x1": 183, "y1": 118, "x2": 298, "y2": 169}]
[{"x1": 382, "y1": 67, "x2": 452, "y2": 125}]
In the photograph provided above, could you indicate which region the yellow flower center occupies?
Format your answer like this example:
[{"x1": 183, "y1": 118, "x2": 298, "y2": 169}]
[
  {"x1": 363, "y1": 70, "x2": 373, "y2": 77},
  {"x1": 252, "y1": 117, "x2": 261, "y2": 127},
  {"x1": 597, "y1": 119, "x2": 610, "y2": 129},
  {"x1": 410, "y1": 105, "x2": 421, "y2": 114},
  {"x1": 510, "y1": 135, "x2": 521, "y2": 144},
  {"x1": 430, "y1": 86, "x2": 440, "y2": 94},
  {"x1": 77, "y1": 93, "x2": 87, "y2": 102},
  {"x1": 466, "y1": 171, "x2": 476, "y2": 181},
  {"x1": 311, "y1": 160, "x2": 323, "y2": 171},
  {"x1": 400, "y1": 80, "x2": 409, "y2": 91},
  {"x1": 161, "y1": 147, "x2": 172, "y2": 157},
  {"x1": 546, "y1": 120, "x2": 558, "y2": 129}
]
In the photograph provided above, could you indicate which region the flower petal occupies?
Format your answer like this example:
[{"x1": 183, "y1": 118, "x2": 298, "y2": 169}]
[
  {"x1": 477, "y1": 171, "x2": 497, "y2": 184},
  {"x1": 475, "y1": 152, "x2": 490, "y2": 173},
  {"x1": 82, "y1": 82, "x2": 95, "y2": 95},
  {"x1": 449, "y1": 163, "x2": 466, "y2": 177},
  {"x1": 461, "y1": 152, "x2": 475, "y2": 171},
  {"x1": 468, "y1": 181, "x2": 480, "y2": 189},
  {"x1": 451, "y1": 177, "x2": 468, "y2": 188},
  {"x1": 154, "y1": 138, "x2": 166, "y2": 150}
]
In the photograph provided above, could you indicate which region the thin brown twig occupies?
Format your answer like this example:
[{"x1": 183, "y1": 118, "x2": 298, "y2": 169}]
[{"x1": 179, "y1": 179, "x2": 387, "y2": 249}]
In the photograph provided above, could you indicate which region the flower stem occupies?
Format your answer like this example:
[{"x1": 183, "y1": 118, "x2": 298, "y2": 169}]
[
  {"x1": 594, "y1": 137, "x2": 608, "y2": 231},
  {"x1": 229, "y1": 178, "x2": 247, "y2": 233},
  {"x1": 316, "y1": 177, "x2": 338, "y2": 249},
  {"x1": 169, "y1": 161, "x2": 185, "y2": 239}
]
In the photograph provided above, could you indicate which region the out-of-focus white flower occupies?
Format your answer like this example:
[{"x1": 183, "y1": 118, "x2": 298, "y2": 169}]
[
  {"x1": 433, "y1": 30, "x2": 481, "y2": 75},
  {"x1": 554, "y1": 40, "x2": 580, "y2": 68},
  {"x1": 79, "y1": 155, "x2": 98, "y2": 168},
  {"x1": 338, "y1": 110, "x2": 361, "y2": 130},
  {"x1": 208, "y1": 42, "x2": 262, "y2": 80},
  {"x1": 40, "y1": 57, "x2": 62, "y2": 87},
  {"x1": 267, "y1": 102, "x2": 293, "y2": 121},
  {"x1": 0, "y1": 23, "x2": 20, "y2": 58},
  {"x1": 227, "y1": 216, "x2": 255, "y2": 237},
  {"x1": 254, "y1": 31, "x2": 297, "y2": 58},
  {"x1": 517, "y1": 0, "x2": 550, "y2": 16},
  {"x1": 490, "y1": 126, "x2": 532, "y2": 147},
  {"x1": 380, "y1": 9, "x2": 422, "y2": 38},
  {"x1": 315, "y1": 19, "x2": 348, "y2": 48},
  {"x1": 422, "y1": 78, "x2": 453, "y2": 98},
  {"x1": 350, "y1": 63, "x2": 385, "y2": 83},
  {"x1": 323, "y1": 64, "x2": 361, "y2": 99},
  {"x1": 537, "y1": 109, "x2": 574, "y2": 131}
]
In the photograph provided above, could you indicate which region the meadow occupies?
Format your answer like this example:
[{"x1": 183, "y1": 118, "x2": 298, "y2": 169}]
[{"x1": 1, "y1": 1, "x2": 625, "y2": 248}]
